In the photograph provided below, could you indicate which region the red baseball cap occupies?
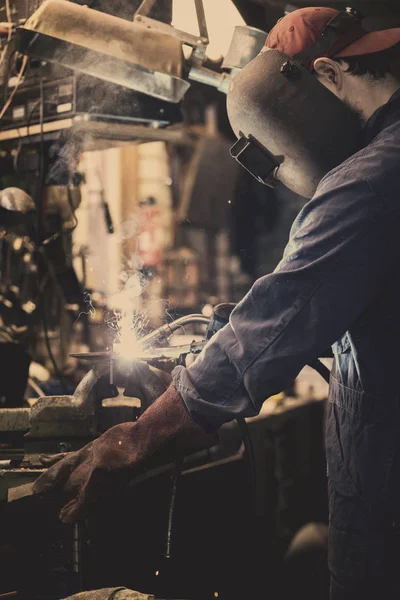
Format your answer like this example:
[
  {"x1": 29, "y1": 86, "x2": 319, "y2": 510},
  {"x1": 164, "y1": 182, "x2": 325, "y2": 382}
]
[{"x1": 266, "y1": 7, "x2": 400, "y2": 69}]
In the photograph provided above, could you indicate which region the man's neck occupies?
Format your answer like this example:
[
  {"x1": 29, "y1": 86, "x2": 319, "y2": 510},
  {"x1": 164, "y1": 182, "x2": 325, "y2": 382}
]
[{"x1": 354, "y1": 79, "x2": 400, "y2": 122}]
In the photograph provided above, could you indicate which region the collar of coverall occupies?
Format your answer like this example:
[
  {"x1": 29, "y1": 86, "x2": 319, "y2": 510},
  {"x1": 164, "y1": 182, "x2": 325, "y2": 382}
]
[{"x1": 363, "y1": 88, "x2": 400, "y2": 145}]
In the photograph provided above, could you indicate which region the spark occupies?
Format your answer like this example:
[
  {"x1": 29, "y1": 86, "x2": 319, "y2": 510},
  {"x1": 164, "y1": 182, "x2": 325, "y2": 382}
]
[
  {"x1": 108, "y1": 261, "x2": 151, "y2": 359},
  {"x1": 113, "y1": 311, "x2": 148, "y2": 359},
  {"x1": 74, "y1": 291, "x2": 96, "y2": 324}
]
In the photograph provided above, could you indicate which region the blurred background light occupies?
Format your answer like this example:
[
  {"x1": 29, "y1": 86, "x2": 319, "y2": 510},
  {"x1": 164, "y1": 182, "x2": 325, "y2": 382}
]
[{"x1": 172, "y1": 0, "x2": 246, "y2": 62}]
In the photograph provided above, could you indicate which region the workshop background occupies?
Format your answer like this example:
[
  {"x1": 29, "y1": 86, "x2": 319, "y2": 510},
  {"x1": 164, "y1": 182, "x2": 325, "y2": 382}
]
[{"x1": 0, "y1": 1, "x2": 397, "y2": 600}]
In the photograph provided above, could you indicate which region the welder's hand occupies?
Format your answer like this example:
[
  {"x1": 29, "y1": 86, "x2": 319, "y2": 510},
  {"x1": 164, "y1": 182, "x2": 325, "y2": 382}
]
[
  {"x1": 32, "y1": 385, "x2": 217, "y2": 525},
  {"x1": 33, "y1": 441, "x2": 95, "y2": 521},
  {"x1": 205, "y1": 303, "x2": 237, "y2": 339},
  {"x1": 39, "y1": 452, "x2": 68, "y2": 467}
]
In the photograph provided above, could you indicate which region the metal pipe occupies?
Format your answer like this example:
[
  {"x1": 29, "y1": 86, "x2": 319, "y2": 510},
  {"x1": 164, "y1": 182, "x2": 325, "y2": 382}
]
[
  {"x1": 72, "y1": 523, "x2": 83, "y2": 592},
  {"x1": 140, "y1": 314, "x2": 210, "y2": 348},
  {"x1": 194, "y1": 0, "x2": 209, "y2": 42},
  {"x1": 188, "y1": 66, "x2": 232, "y2": 94}
]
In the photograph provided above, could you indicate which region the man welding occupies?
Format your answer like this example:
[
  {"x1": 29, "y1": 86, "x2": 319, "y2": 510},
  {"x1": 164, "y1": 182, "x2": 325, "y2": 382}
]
[{"x1": 33, "y1": 7, "x2": 400, "y2": 599}]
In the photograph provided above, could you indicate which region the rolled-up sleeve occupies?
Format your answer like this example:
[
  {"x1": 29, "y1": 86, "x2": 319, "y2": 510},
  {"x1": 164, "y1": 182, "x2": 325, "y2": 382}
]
[{"x1": 172, "y1": 164, "x2": 400, "y2": 432}]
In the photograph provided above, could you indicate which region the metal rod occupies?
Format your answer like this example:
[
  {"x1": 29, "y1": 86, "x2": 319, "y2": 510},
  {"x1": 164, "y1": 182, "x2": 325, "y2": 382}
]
[
  {"x1": 194, "y1": 0, "x2": 208, "y2": 42},
  {"x1": 110, "y1": 354, "x2": 114, "y2": 385},
  {"x1": 188, "y1": 66, "x2": 231, "y2": 94},
  {"x1": 72, "y1": 523, "x2": 83, "y2": 592},
  {"x1": 72, "y1": 523, "x2": 80, "y2": 573},
  {"x1": 135, "y1": 0, "x2": 158, "y2": 18}
]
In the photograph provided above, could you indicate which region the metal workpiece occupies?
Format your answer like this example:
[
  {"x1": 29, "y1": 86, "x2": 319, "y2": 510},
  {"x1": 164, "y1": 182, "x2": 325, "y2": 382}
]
[
  {"x1": 0, "y1": 315, "x2": 208, "y2": 438},
  {"x1": 0, "y1": 315, "x2": 207, "y2": 505},
  {"x1": 0, "y1": 357, "x2": 173, "y2": 440},
  {"x1": 27, "y1": 360, "x2": 167, "y2": 438},
  {"x1": 27, "y1": 361, "x2": 111, "y2": 439},
  {"x1": 0, "y1": 407, "x2": 30, "y2": 432},
  {"x1": 70, "y1": 341, "x2": 206, "y2": 363}
]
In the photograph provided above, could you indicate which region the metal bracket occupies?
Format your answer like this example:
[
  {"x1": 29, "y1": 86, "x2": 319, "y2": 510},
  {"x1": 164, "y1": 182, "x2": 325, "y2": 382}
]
[{"x1": 134, "y1": 0, "x2": 209, "y2": 65}]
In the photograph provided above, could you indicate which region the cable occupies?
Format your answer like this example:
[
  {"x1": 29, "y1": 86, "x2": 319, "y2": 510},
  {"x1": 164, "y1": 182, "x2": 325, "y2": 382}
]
[
  {"x1": 0, "y1": 0, "x2": 12, "y2": 70},
  {"x1": 13, "y1": 100, "x2": 41, "y2": 172},
  {"x1": 41, "y1": 185, "x2": 79, "y2": 246},
  {"x1": 38, "y1": 78, "x2": 45, "y2": 239},
  {"x1": 2, "y1": 47, "x2": 18, "y2": 104},
  {"x1": 164, "y1": 458, "x2": 183, "y2": 559},
  {"x1": 35, "y1": 83, "x2": 68, "y2": 391},
  {"x1": 236, "y1": 417, "x2": 258, "y2": 514},
  {"x1": 13, "y1": 103, "x2": 79, "y2": 247},
  {"x1": 307, "y1": 358, "x2": 331, "y2": 384},
  {"x1": 37, "y1": 246, "x2": 69, "y2": 390},
  {"x1": 0, "y1": 54, "x2": 28, "y2": 120},
  {"x1": 41, "y1": 288, "x2": 68, "y2": 387}
]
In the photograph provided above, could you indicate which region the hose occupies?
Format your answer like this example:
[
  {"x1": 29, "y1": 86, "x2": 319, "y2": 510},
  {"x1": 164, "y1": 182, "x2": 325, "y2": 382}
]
[
  {"x1": 237, "y1": 418, "x2": 257, "y2": 514},
  {"x1": 164, "y1": 459, "x2": 183, "y2": 560},
  {"x1": 140, "y1": 314, "x2": 210, "y2": 348}
]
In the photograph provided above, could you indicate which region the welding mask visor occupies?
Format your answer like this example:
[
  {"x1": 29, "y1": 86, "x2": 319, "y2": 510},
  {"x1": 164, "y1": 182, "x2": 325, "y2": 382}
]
[{"x1": 226, "y1": 48, "x2": 361, "y2": 198}]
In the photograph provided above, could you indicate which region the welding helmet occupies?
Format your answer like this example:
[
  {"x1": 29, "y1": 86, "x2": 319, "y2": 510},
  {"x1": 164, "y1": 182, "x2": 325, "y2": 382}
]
[{"x1": 226, "y1": 7, "x2": 380, "y2": 198}]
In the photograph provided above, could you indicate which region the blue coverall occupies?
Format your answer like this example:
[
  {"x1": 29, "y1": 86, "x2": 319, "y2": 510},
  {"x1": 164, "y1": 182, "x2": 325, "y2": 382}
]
[{"x1": 172, "y1": 89, "x2": 400, "y2": 598}]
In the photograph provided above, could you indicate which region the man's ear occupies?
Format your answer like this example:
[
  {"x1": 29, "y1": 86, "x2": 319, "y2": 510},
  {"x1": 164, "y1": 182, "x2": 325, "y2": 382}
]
[{"x1": 313, "y1": 57, "x2": 345, "y2": 95}]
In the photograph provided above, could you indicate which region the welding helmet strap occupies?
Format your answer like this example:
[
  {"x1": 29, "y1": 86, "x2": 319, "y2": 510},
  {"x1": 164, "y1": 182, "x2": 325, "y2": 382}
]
[{"x1": 293, "y1": 7, "x2": 365, "y2": 71}]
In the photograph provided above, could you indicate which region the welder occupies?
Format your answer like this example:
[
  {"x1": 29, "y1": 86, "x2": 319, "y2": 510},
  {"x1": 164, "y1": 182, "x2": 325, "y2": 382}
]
[{"x1": 33, "y1": 7, "x2": 400, "y2": 599}]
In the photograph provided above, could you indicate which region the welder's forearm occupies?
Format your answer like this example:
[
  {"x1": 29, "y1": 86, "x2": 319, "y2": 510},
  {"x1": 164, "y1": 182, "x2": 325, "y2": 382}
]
[
  {"x1": 172, "y1": 270, "x2": 322, "y2": 432},
  {"x1": 172, "y1": 324, "x2": 259, "y2": 432}
]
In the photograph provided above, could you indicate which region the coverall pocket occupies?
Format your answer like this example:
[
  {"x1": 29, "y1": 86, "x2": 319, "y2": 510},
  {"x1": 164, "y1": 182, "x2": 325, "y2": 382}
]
[
  {"x1": 326, "y1": 379, "x2": 400, "y2": 590},
  {"x1": 325, "y1": 393, "x2": 369, "y2": 586},
  {"x1": 327, "y1": 375, "x2": 400, "y2": 504},
  {"x1": 325, "y1": 398, "x2": 366, "y2": 501}
]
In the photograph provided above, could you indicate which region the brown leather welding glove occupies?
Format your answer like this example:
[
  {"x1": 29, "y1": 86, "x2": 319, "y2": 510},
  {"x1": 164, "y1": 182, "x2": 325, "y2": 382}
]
[{"x1": 32, "y1": 385, "x2": 217, "y2": 524}]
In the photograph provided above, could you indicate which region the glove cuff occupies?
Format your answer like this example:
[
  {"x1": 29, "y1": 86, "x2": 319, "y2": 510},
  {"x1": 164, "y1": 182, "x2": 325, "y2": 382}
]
[{"x1": 137, "y1": 384, "x2": 218, "y2": 456}]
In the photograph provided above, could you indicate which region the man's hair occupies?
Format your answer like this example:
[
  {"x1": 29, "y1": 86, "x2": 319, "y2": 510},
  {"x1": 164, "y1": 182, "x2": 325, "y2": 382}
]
[{"x1": 333, "y1": 42, "x2": 400, "y2": 80}]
